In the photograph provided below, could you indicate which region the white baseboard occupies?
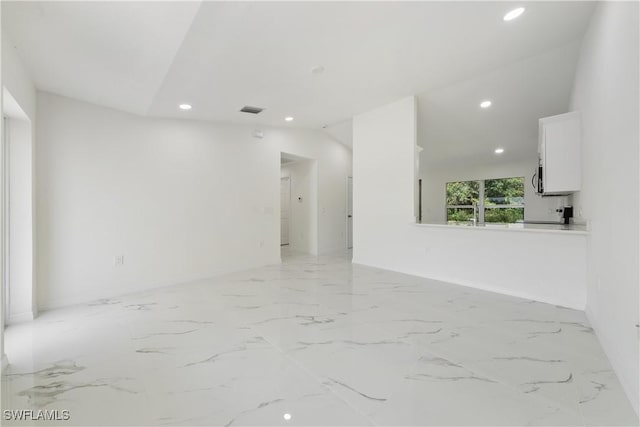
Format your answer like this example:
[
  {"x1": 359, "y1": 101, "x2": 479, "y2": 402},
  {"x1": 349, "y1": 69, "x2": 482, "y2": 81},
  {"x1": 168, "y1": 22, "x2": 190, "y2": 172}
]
[
  {"x1": 352, "y1": 258, "x2": 586, "y2": 311},
  {"x1": 38, "y1": 257, "x2": 283, "y2": 312},
  {"x1": 585, "y1": 308, "x2": 639, "y2": 417},
  {"x1": 8, "y1": 311, "x2": 35, "y2": 325}
]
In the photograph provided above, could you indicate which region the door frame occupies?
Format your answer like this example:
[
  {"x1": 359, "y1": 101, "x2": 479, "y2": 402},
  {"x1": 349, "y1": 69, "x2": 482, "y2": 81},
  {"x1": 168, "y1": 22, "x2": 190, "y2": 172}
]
[
  {"x1": 280, "y1": 175, "x2": 291, "y2": 246},
  {"x1": 345, "y1": 176, "x2": 353, "y2": 249}
]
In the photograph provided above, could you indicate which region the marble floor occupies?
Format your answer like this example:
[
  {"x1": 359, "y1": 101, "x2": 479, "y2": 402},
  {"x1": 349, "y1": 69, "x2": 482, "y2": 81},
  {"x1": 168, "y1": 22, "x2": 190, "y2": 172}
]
[{"x1": 2, "y1": 249, "x2": 638, "y2": 426}]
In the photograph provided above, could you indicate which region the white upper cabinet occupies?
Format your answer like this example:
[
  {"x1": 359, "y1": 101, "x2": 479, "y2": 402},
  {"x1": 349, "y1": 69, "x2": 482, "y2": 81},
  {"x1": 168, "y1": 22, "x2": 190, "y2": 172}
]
[{"x1": 539, "y1": 111, "x2": 581, "y2": 195}]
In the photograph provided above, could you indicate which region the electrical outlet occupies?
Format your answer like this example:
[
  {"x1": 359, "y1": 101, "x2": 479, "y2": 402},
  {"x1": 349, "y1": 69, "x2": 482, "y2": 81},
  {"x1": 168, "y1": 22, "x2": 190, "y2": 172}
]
[{"x1": 114, "y1": 255, "x2": 124, "y2": 266}]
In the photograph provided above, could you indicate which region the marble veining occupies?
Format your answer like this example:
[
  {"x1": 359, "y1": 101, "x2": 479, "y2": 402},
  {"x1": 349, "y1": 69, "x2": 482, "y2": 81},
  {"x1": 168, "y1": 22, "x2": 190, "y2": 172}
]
[
  {"x1": 325, "y1": 378, "x2": 388, "y2": 402},
  {"x1": 18, "y1": 377, "x2": 137, "y2": 407},
  {"x1": 1, "y1": 248, "x2": 638, "y2": 426}
]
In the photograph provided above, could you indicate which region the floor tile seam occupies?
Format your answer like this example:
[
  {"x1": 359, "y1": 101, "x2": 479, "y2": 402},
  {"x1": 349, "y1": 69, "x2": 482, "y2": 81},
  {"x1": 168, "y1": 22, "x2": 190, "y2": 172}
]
[{"x1": 257, "y1": 331, "x2": 381, "y2": 427}]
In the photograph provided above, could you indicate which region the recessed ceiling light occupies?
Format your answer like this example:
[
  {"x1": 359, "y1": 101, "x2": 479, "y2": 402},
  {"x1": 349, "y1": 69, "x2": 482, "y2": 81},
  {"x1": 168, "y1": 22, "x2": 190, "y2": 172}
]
[
  {"x1": 480, "y1": 100, "x2": 492, "y2": 108},
  {"x1": 503, "y1": 7, "x2": 525, "y2": 21},
  {"x1": 283, "y1": 413, "x2": 292, "y2": 421},
  {"x1": 495, "y1": 148, "x2": 505, "y2": 154},
  {"x1": 179, "y1": 104, "x2": 192, "y2": 110},
  {"x1": 285, "y1": 116, "x2": 294, "y2": 122}
]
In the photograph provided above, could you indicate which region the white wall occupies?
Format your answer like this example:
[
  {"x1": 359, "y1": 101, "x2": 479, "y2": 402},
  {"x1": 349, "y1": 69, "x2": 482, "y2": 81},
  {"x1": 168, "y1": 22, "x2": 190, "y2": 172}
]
[
  {"x1": 569, "y1": 2, "x2": 639, "y2": 414},
  {"x1": 280, "y1": 160, "x2": 318, "y2": 254},
  {"x1": 353, "y1": 96, "x2": 587, "y2": 310},
  {"x1": 0, "y1": 3, "x2": 4, "y2": 369},
  {"x1": 420, "y1": 157, "x2": 564, "y2": 224},
  {"x1": 353, "y1": 96, "x2": 417, "y2": 258},
  {"x1": 1, "y1": 31, "x2": 37, "y2": 366},
  {"x1": 7, "y1": 116, "x2": 35, "y2": 323},
  {"x1": 2, "y1": 37, "x2": 36, "y2": 121},
  {"x1": 363, "y1": 224, "x2": 587, "y2": 309},
  {"x1": 36, "y1": 92, "x2": 352, "y2": 309}
]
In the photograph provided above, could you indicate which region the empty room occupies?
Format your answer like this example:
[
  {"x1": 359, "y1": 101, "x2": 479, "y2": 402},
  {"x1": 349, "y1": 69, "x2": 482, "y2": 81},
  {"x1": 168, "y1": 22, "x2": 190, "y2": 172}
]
[{"x1": 1, "y1": 1, "x2": 638, "y2": 426}]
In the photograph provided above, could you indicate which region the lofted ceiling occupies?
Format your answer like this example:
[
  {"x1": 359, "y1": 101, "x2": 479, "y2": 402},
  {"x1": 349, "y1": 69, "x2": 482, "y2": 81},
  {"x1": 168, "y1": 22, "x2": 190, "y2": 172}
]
[
  {"x1": 3, "y1": 1, "x2": 595, "y2": 147},
  {"x1": 2, "y1": 1, "x2": 202, "y2": 116},
  {"x1": 419, "y1": 39, "x2": 583, "y2": 168}
]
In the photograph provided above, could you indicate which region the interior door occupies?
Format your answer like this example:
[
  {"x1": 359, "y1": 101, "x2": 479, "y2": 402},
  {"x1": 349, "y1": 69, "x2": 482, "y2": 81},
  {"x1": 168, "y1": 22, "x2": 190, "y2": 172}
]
[
  {"x1": 280, "y1": 176, "x2": 290, "y2": 245},
  {"x1": 347, "y1": 176, "x2": 353, "y2": 249}
]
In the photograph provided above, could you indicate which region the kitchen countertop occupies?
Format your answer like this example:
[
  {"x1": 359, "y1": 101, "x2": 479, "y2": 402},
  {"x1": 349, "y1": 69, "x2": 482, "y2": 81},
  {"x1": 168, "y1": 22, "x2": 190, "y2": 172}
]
[{"x1": 413, "y1": 221, "x2": 589, "y2": 235}]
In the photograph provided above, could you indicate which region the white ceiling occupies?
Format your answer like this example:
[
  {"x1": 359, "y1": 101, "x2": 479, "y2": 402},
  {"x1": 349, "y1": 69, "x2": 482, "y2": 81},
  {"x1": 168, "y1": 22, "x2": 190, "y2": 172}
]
[
  {"x1": 324, "y1": 120, "x2": 353, "y2": 148},
  {"x1": 3, "y1": 1, "x2": 595, "y2": 147},
  {"x1": 2, "y1": 1, "x2": 201, "y2": 115},
  {"x1": 419, "y1": 39, "x2": 583, "y2": 168}
]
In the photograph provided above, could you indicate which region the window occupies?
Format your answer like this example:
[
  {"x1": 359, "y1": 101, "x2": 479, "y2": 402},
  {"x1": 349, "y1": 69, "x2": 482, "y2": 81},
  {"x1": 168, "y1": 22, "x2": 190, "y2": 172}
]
[
  {"x1": 445, "y1": 180, "x2": 479, "y2": 225},
  {"x1": 484, "y1": 177, "x2": 525, "y2": 224},
  {"x1": 446, "y1": 177, "x2": 524, "y2": 225}
]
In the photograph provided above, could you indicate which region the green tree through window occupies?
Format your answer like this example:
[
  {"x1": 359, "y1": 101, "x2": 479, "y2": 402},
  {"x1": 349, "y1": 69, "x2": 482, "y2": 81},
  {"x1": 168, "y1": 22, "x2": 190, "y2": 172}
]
[
  {"x1": 446, "y1": 181, "x2": 479, "y2": 224},
  {"x1": 484, "y1": 177, "x2": 525, "y2": 223},
  {"x1": 446, "y1": 177, "x2": 524, "y2": 225}
]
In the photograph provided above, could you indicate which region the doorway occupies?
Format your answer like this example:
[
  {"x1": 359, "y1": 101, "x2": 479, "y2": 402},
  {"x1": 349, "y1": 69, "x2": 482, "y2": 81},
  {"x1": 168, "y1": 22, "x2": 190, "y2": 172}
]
[
  {"x1": 280, "y1": 152, "x2": 317, "y2": 256},
  {"x1": 346, "y1": 176, "x2": 353, "y2": 249}
]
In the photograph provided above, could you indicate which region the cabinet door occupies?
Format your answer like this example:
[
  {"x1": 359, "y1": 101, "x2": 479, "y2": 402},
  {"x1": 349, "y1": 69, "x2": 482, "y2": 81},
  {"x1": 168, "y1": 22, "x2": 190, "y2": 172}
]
[{"x1": 542, "y1": 115, "x2": 581, "y2": 194}]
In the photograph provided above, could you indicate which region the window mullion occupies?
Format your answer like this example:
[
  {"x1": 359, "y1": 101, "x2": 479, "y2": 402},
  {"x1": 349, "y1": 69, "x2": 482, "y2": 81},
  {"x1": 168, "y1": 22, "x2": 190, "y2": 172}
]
[{"x1": 478, "y1": 180, "x2": 485, "y2": 225}]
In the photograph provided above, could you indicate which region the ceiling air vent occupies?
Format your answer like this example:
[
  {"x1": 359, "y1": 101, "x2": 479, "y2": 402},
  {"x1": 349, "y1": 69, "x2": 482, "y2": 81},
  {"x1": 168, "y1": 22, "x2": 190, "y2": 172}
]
[{"x1": 240, "y1": 106, "x2": 264, "y2": 114}]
